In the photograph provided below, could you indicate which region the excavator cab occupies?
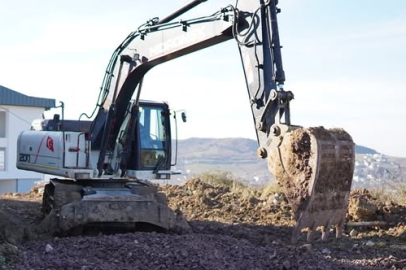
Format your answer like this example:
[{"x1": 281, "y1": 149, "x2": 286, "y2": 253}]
[
  {"x1": 119, "y1": 101, "x2": 174, "y2": 180},
  {"x1": 138, "y1": 106, "x2": 167, "y2": 167}
]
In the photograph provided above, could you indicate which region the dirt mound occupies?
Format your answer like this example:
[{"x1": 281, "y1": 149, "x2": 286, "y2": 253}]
[
  {"x1": 348, "y1": 189, "x2": 406, "y2": 225},
  {"x1": 0, "y1": 186, "x2": 44, "y2": 244},
  {"x1": 160, "y1": 178, "x2": 294, "y2": 227},
  {"x1": 0, "y1": 185, "x2": 47, "y2": 267}
]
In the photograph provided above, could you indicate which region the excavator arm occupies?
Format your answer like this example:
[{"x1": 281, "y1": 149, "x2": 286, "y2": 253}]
[
  {"x1": 90, "y1": 0, "x2": 296, "y2": 164},
  {"x1": 84, "y1": 0, "x2": 355, "y2": 241}
]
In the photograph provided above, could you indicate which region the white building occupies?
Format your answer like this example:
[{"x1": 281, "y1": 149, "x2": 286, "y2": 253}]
[{"x1": 0, "y1": 85, "x2": 55, "y2": 194}]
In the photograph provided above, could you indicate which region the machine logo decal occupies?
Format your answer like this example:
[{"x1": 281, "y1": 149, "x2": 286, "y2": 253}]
[
  {"x1": 46, "y1": 136, "x2": 54, "y2": 152},
  {"x1": 149, "y1": 26, "x2": 206, "y2": 57}
]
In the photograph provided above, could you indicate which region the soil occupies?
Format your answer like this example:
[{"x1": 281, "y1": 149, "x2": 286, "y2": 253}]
[{"x1": 1, "y1": 179, "x2": 406, "y2": 270}]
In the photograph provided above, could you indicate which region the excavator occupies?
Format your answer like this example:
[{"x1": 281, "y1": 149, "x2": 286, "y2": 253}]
[{"x1": 16, "y1": 0, "x2": 354, "y2": 241}]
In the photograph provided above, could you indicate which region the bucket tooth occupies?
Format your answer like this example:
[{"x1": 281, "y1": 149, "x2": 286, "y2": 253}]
[
  {"x1": 321, "y1": 226, "x2": 330, "y2": 241},
  {"x1": 306, "y1": 229, "x2": 314, "y2": 242},
  {"x1": 335, "y1": 221, "x2": 345, "y2": 238}
]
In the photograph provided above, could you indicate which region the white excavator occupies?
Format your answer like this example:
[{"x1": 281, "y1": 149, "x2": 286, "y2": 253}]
[{"x1": 17, "y1": 0, "x2": 354, "y2": 241}]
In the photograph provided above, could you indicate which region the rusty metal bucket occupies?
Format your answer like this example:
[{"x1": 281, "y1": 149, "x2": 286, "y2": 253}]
[{"x1": 268, "y1": 127, "x2": 355, "y2": 242}]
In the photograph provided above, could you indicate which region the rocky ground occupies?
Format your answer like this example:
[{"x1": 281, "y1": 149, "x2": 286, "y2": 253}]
[{"x1": 0, "y1": 179, "x2": 406, "y2": 270}]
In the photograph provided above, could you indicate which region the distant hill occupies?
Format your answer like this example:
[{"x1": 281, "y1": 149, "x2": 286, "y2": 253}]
[
  {"x1": 355, "y1": 145, "x2": 377, "y2": 154},
  {"x1": 175, "y1": 138, "x2": 269, "y2": 185},
  {"x1": 178, "y1": 138, "x2": 379, "y2": 157},
  {"x1": 174, "y1": 138, "x2": 384, "y2": 186},
  {"x1": 177, "y1": 137, "x2": 258, "y2": 162}
]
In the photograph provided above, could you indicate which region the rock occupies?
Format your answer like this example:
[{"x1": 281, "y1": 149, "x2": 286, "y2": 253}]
[
  {"x1": 365, "y1": 240, "x2": 375, "y2": 247},
  {"x1": 282, "y1": 259, "x2": 291, "y2": 270},
  {"x1": 299, "y1": 244, "x2": 312, "y2": 251},
  {"x1": 349, "y1": 229, "x2": 358, "y2": 237},
  {"x1": 348, "y1": 196, "x2": 377, "y2": 221},
  {"x1": 273, "y1": 193, "x2": 283, "y2": 204},
  {"x1": 180, "y1": 249, "x2": 189, "y2": 257},
  {"x1": 322, "y1": 248, "x2": 331, "y2": 255},
  {"x1": 385, "y1": 200, "x2": 394, "y2": 207},
  {"x1": 0, "y1": 243, "x2": 19, "y2": 256},
  {"x1": 45, "y1": 244, "x2": 54, "y2": 253}
]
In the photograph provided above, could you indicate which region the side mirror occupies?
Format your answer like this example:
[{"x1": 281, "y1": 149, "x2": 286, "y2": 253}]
[{"x1": 181, "y1": 112, "x2": 187, "y2": 123}]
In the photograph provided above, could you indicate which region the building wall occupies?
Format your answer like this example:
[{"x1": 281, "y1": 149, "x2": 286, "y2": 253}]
[
  {"x1": 17, "y1": 178, "x2": 39, "y2": 193},
  {"x1": 0, "y1": 105, "x2": 45, "y2": 194},
  {"x1": 0, "y1": 179, "x2": 16, "y2": 194}
]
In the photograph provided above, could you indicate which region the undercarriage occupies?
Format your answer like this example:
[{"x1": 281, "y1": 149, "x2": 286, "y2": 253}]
[{"x1": 41, "y1": 179, "x2": 190, "y2": 235}]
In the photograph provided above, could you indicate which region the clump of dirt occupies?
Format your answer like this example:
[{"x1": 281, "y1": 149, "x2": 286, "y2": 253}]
[
  {"x1": 347, "y1": 189, "x2": 406, "y2": 225},
  {"x1": 348, "y1": 190, "x2": 378, "y2": 221},
  {"x1": 386, "y1": 223, "x2": 406, "y2": 239}
]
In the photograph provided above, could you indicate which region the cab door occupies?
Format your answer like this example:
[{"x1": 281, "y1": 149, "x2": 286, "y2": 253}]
[{"x1": 124, "y1": 101, "x2": 172, "y2": 179}]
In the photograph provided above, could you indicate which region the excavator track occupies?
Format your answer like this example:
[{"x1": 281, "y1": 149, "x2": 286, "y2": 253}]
[
  {"x1": 268, "y1": 127, "x2": 355, "y2": 242},
  {"x1": 40, "y1": 179, "x2": 191, "y2": 235}
]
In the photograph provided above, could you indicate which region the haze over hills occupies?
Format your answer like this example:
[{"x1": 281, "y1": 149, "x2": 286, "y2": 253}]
[{"x1": 173, "y1": 138, "x2": 405, "y2": 188}]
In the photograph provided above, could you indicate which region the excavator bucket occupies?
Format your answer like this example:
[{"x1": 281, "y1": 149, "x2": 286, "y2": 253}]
[
  {"x1": 267, "y1": 127, "x2": 355, "y2": 242},
  {"x1": 41, "y1": 179, "x2": 191, "y2": 235}
]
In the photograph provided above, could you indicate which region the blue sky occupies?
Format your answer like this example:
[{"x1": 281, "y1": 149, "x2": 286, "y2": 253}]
[{"x1": 0, "y1": 0, "x2": 405, "y2": 157}]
